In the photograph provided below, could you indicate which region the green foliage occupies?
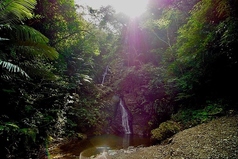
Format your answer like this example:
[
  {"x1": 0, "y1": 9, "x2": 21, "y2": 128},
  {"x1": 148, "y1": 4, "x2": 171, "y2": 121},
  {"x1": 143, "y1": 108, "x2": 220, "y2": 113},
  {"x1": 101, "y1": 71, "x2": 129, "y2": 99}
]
[
  {"x1": 0, "y1": 60, "x2": 29, "y2": 79},
  {"x1": 0, "y1": 120, "x2": 40, "y2": 158},
  {"x1": 172, "y1": 101, "x2": 225, "y2": 128},
  {"x1": 0, "y1": 0, "x2": 64, "y2": 158},
  {"x1": 176, "y1": 0, "x2": 213, "y2": 61},
  {"x1": 0, "y1": 0, "x2": 59, "y2": 80},
  {"x1": 63, "y1": 83, "x2": 113, "y2": 136},
  {"x1": 169, "y1": 0, "x2": 237, "y2": 107},
  {"x1": 0, "y1": 0, "x2": 37, "y2": 23}
]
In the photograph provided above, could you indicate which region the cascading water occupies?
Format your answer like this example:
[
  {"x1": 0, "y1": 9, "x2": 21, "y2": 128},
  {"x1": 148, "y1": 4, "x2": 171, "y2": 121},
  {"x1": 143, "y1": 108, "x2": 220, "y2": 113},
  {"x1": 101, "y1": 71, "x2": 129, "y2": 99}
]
[
  {"x1": 101, "y1": 65, "x2": 109, "y2": 85},
  {"x1": 119, "y1": 98, "x2": 132, "y2": 134},
  {"x1": 118, "y1": 98, "x2": 132, "y2": 149}
]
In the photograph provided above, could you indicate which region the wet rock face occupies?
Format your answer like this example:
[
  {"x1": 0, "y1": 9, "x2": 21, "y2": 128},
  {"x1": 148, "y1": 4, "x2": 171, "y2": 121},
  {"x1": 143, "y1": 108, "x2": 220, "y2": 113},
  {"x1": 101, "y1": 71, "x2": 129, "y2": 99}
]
[
  {"x1": 106, "y1": 95, "x2": 123, "y2": 134},
  {"x1": 113, "y1": 67, "x2": 163, "y2": 136},
  {"x1": 108, "y1": 105, "x2": 126, "y2": 135},
  {"x1": 99, "y1": 89, "x2": 158, "y2": 136},
  {"x1": 107, "y1": 93, "x2": 157, "y2": 136},
  {"x1": 105, "y1": 65, "x2": 168, "y2": 136},
  {"x1": 96, "y1": 89, "x2": 162, "y2": 137},
  {"x1": 123, "y1": 93, "x2": 155, "y2": 137},
  {"x1": 107, "y1": 76, "x2": 159, "y2": 136},
  {"x1": 108, "y1": 96, "x2": 133, "y2": 135},
  {"x1": 132, "y1": 114, "x2": 151, "y2": 136}
]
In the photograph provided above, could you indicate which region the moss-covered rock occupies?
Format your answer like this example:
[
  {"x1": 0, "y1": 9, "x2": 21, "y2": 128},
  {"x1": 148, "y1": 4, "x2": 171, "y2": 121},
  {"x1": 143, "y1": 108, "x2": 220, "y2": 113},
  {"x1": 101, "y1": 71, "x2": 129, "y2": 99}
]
[{"x1": 151, "y1": 120, "x2": 181, "y2": 142}]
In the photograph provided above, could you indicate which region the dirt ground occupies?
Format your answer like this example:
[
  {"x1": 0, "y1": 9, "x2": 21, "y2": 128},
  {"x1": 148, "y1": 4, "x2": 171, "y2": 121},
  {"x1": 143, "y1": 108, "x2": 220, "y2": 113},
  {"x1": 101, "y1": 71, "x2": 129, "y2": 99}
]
[{"x1": 49, "y1": 114, "x2": 238, "y2": 159}]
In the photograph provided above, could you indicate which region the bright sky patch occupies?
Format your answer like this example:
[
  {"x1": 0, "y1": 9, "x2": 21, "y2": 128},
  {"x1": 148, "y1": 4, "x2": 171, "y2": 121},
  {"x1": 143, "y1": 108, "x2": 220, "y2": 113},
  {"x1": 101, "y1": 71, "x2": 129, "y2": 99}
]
[{"x1": 76, "y1": 0, "x2": 149, "y2": 18}]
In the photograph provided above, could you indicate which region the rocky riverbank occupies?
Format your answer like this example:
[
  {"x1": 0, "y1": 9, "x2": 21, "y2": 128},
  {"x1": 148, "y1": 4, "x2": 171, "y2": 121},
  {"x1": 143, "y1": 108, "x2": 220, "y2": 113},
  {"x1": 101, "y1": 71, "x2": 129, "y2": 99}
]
[{"x1": 49, "y1": 114, "x2": 238, "y2": 159}]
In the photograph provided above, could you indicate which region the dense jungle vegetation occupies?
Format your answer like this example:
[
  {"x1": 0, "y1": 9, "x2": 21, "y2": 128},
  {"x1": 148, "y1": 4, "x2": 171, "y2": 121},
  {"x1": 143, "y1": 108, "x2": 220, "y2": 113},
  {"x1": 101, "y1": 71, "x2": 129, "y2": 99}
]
[{"x1": 0, "y1": 0, "x2": 238, "y2": 158}]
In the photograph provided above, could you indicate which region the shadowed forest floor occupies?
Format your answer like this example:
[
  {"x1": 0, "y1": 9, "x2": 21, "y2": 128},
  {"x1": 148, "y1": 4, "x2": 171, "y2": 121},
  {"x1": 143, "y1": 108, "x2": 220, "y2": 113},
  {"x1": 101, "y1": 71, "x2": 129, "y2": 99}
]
[{"x1": 49, "y1": 114, "x2": 238, "y2": 159}]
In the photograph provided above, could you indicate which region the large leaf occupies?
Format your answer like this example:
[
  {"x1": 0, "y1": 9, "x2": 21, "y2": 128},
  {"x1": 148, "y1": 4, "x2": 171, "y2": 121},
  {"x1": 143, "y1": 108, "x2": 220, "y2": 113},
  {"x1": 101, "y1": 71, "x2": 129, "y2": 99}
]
[
  {"x1": 18, "y1": 41, "x2": 59, "y2": 60},
  {"x1": 0, "y1": 0, "x2": 37, "y2": 24},
  {"x1": 1, "y1": 25, "x2": 59, "y2": 60},
  {"x1": 11, "y1": 25, "x2": 49, "y2": 43},
  {"x1": 0, "y1": 59, "x2": 30, "y2": 78}
]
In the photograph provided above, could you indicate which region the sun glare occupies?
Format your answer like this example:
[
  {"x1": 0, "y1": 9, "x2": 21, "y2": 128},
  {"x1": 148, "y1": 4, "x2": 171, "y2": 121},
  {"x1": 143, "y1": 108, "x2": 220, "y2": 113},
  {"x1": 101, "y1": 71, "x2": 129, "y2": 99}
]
[
  {"x1": 76, "y1": 0, "x2": 149, "y2": 18},
  {"x1": 110, "y1": 0, "x2": 148, "y2": 18}
]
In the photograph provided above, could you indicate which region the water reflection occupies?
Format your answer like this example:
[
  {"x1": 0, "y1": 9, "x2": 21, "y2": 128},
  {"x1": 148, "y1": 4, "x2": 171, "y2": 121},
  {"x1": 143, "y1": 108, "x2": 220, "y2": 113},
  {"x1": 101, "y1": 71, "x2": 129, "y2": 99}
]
[
  {"x1": 89, "y1": 134, "x2": 122, "y2": 149},
  {"x1": 122, "y1": 134, "x2": 131, "y2": 149},
  {"x1": 79, "y1": 134, "x2": 154, "y2": 158}
]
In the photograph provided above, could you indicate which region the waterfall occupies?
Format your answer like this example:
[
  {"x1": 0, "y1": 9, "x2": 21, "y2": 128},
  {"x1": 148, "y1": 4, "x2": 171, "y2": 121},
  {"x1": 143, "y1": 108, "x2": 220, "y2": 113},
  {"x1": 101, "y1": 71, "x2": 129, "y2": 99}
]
[
  {"x1": 119, "y1": 99, "x2": 132, "y2": 134},
  {"x1": 101, "y1": 65, "x2": 109, "y2": 85}
]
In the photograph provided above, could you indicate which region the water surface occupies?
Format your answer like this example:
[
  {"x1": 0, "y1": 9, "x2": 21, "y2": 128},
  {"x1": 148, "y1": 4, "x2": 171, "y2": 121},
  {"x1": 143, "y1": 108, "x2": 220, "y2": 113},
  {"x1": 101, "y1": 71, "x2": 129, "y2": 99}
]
[{"x1": 79, "y1": 134, "x2": 155, "y2": 158}]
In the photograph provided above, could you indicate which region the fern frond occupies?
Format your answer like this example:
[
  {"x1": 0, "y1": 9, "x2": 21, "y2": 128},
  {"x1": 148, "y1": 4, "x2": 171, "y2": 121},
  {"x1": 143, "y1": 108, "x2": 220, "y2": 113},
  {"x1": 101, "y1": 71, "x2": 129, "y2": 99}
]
[
  {"x1": 0, "y1": 0, "x2": 37, "y2": 24},
  {"x1": 0, "y1": 59, "x2": 30, "y2": 78},
  {"x1": 11, "y1": 25, "x2": 49, "y2": 43},
  {"x1": 18, "y1": 41, "x2": 59, "y2": 60}
]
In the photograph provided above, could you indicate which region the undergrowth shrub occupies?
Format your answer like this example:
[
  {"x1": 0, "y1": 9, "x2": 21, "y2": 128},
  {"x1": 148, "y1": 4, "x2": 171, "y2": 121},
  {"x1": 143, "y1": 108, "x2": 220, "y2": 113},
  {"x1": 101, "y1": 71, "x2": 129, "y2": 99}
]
[
  {"x1": 151, "y1": 120, "x2": 181, "y2": 142},
  {"x1": 171, "y1": 101, "x2": 225, "y2": 128}
]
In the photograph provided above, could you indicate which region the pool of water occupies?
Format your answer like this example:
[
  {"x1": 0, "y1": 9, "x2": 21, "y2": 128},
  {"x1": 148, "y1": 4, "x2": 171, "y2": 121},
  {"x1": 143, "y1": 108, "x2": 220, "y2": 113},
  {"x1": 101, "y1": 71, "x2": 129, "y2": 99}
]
[{"x1": 79, "y1": 134, "x2": 155, "y2": 158}]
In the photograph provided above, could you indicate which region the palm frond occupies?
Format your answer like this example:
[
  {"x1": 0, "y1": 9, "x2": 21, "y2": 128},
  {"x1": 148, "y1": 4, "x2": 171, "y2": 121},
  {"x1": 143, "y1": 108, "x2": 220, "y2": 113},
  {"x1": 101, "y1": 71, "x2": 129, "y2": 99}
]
[
  {"x1": 0, "y1": 0, "x2": 37, "y2": 24},
  {"x1": 18, "y1": 41, "x2": 59, "y2": 60},
  {"x1": 0, "y1": 59, "x2": 30, "y2": 78},
  {"x1": 11, "y1": 25, "x2": 49, "y2": 43}
]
